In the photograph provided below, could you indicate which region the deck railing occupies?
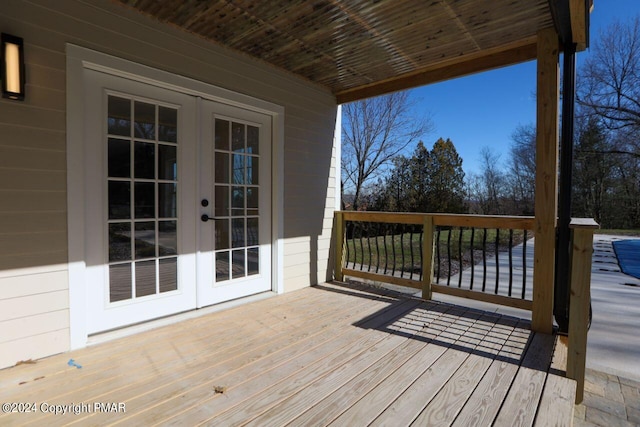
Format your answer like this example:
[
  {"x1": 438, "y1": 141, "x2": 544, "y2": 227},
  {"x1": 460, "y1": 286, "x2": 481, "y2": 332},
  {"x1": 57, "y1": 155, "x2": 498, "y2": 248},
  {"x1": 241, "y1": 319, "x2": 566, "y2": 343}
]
[
  {"x1": 335, "y1": 211, "x2": 535, "y2": 309},
  {"x1": 334, "y1": 211, "x2": 596, "y2": 403}
]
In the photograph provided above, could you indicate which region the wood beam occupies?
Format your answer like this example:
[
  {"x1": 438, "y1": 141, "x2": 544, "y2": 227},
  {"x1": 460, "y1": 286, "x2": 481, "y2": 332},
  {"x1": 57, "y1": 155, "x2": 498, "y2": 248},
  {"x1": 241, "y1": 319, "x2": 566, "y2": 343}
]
[
  {"x1": 532, "y1": 27, "x2": 560, "y2": 334},
  {"x1": 570, "y1": 0, "x2": 588, "y2": 51},
  {"x1": 335, "y1": 38, "x2": 538, "y2": 104}
]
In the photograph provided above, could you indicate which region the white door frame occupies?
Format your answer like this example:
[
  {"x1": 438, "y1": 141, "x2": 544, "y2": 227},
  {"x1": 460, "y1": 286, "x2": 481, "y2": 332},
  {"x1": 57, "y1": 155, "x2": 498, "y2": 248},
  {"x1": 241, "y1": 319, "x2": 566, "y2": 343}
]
[{"x1": 66, "y1": 44, "x2": 284, "y2": 349}]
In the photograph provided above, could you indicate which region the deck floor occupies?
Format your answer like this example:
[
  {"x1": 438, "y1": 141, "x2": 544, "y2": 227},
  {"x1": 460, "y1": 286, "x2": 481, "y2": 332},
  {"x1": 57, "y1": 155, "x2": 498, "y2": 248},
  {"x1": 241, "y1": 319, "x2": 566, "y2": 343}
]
[{"x1": 0, "y1": 282, "x2": 575, "y2": 426}]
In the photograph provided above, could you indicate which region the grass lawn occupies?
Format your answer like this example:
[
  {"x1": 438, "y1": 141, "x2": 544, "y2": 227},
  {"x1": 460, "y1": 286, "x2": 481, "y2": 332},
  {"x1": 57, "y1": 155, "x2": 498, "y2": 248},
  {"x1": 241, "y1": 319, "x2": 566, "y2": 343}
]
[{"x1": 344, "y1": 227, "x2": 530, "y2": 275}]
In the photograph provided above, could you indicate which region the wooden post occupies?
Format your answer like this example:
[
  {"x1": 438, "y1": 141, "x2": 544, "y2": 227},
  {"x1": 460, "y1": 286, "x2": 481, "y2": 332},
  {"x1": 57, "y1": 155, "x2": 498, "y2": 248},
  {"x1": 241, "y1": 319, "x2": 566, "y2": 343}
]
[
  {"x1": 334, "y1": 211, "x2": 345, "y2": 281},
  {"x1": 422, "y1": 215, "x2": 434, "y2": 300},
  {"x1": 567, "y1": 218, "x2": 598, "y2": 404},
  {"x1": 532, "y1": 27, "x2": 560, "y2": 334}
]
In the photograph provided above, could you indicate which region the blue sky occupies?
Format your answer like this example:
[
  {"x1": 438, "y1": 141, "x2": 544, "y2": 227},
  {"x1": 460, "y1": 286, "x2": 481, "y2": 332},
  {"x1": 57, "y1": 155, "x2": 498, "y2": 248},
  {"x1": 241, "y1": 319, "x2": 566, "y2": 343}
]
[{"x1": 409, "y1": 0, "x2": 640, "y2": 176}]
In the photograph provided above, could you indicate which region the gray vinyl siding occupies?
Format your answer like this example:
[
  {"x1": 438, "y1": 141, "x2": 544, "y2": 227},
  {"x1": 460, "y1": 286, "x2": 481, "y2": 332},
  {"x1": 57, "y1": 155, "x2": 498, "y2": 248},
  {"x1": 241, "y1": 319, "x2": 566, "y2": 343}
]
[{"x1": 0, "y1": 0, "x2": 338, "y2": 368}]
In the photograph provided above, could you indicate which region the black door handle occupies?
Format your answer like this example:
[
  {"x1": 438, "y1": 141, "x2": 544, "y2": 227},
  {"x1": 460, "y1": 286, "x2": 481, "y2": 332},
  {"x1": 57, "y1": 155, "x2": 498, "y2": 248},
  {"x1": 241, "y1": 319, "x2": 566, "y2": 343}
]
[{"x1": 202, "y1": 213, "x2": 224, "y2": 222}]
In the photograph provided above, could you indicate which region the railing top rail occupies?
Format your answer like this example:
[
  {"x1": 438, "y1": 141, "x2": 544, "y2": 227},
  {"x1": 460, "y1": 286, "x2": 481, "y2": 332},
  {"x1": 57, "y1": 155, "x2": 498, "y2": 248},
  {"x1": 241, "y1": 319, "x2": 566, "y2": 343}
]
[
  {"x1": 340, "y1": 211, "x2": 424, "y2": 224},
  {"x1": 431, "y1": 214, "x2": 535, "y2": 230},
  {"x1": 337, "y1": 211, "x2": 535, "y2": 229}
]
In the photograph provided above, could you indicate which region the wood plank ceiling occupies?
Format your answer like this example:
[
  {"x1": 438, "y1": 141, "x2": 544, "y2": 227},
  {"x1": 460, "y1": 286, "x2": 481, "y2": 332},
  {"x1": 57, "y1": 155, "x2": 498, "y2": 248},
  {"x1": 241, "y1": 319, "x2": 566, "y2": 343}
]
[{"x1": 115, "y1": 0, "x2": 557, "y2": 103}]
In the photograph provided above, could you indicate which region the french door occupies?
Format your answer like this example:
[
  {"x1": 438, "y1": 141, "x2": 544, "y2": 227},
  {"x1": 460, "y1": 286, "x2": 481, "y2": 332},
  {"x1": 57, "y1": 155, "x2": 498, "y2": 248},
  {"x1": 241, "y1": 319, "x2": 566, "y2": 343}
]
[
  {"x1": 197, "y1": 100, "x2": 272, "y2": 306},
  {"x1": 84, "y1": 71, "x2": 271, "y2": 334}
]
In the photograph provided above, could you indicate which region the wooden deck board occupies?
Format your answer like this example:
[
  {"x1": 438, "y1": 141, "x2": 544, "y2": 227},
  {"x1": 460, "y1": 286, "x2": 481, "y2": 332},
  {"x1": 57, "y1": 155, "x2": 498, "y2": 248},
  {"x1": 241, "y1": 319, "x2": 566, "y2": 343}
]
[
  {"x1": 244, "y1": 302, "x2": 458, "y2": 426},
  {"x1": 494, "y1": 333, "x2": 556, "y2": 426},
  {"x1": 451, "y1": 321, "x2": 530, "y2": 427},
  {"x1": 369, "y1": 313, "x2": 500, "y2": 426},
  {"x1": 0, "y1": 282, "x2": 576, "y2": 427},
  {"x1": 115, "y1": 300, "x2": 422, "y2": 426},
  {"x1": 23, "y1": 286, "x2": 405, "y2": 426},
  {"x1": 1, "y1": 284, "x2": 377, "y2": 403},
  {"x1": 0, "y1": 284, "x2": 350, "y2": 393},
  {"x1": 409, "y1": 318, "x2": 524, "y2": 426}
]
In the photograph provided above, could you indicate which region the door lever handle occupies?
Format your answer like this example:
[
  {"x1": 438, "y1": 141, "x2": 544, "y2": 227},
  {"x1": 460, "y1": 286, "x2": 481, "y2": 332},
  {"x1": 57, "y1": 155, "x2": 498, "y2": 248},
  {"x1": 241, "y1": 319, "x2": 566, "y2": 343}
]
[{"x1": 201, "y1": 214, "x2": 221, "y2": 222}]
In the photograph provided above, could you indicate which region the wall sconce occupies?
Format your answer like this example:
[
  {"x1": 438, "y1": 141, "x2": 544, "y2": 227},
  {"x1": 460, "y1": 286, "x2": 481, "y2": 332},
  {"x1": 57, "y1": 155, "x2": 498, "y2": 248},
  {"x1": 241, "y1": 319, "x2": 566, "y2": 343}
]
[{"x1": 1, "y1": 33, "x2": 25, "y2": 101}]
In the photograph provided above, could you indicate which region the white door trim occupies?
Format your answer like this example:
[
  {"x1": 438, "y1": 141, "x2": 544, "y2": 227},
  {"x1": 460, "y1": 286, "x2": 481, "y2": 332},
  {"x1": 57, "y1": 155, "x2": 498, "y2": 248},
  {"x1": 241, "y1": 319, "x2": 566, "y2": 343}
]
[{"x1": 66, "y1": 44, "x2": 284, "y2": 349}]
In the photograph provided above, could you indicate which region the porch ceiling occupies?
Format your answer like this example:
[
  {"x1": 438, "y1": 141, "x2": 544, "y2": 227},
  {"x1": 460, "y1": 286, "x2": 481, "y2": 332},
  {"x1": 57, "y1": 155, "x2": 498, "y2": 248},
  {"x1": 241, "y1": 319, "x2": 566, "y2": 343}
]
[{"x1": 114, "y1": 0, "x2": 589, "y2": 103}]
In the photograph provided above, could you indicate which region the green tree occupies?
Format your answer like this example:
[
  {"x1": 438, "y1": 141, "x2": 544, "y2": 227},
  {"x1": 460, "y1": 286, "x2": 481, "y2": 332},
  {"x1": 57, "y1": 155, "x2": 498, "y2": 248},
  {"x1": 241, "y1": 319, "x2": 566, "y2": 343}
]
[
  {"x1": 406, "y1": 141, "x2": 431, "y2": 212},
  {"x1": 426, "y1": 138, "x2": 466, "y2": 213},
  {"x1": 372, "y1": 155, "x2": 412, "y2": 212},
  {"x1": 374, "y1": 138, "x2": 466, "y2": 213}
]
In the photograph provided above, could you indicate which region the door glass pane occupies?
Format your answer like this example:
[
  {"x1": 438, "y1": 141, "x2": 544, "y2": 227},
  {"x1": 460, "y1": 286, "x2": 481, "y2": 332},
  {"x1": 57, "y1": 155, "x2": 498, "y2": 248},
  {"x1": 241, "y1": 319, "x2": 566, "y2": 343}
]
[
  {"x1": 109, "y1": 263, "x2": 132, "y2": 302},
  {"x1": 216, "y1": 252, "x2": 229, "y2": 282},
  {"x1": 232, "y1": 218, "x2": 245, "y2": 248},
  {"x1": 232, "y1": 154, "x2": 245, "y2": 184},
  {"x1": 159, "y1": 221, "x2": 177, "y2": 256},
  {"x1": 108, "y1": 181, "x2": 131, "y2": 219},
  {"x1": 247, "y1": 248, "x2": 259, "y2": 276},
  {"x1": 247, "y1": 187, "x2": 258, "y2": 216},
  {"x1": 108, "y1": 96, "x2": 131, "y2": 136},
  {"x1": 215, "y1": 119, "x2": 229, "y2": 150},
  {"x1": 159, "y1": 257, "x2": 178, "y2": 292},
  {"x1": 108, "y1": 139, "x2": 130, "y2": 178},
  {"x1": 247, "y1": 156, "x2": 259, "y2": 185},
  {"x1": 232, "y1": 122, "x2": 244, "y2": 152},
  {"x1": 215, "y1": 152, "x2": 229, "y2": 183},
  {"x1": 135, "y1": 260, "x2": 156, "y2": 297},
  {"x1": 247, "y1": 125, "x2": 259, "y2": 154},
  {"x1": 158, "y1": 145, "x2": 177, "y2": 180},
  {"x1": 232, "y1": 249, "x2": 245, "y2": 279},
  {"x1": 158, "y1": 107, "x2": 177, "y2": 143},
  {"x1": 109, "y1": 223, "x2": 131, "y2": 262},
  {"x1": 135, "y1": 142, "x2": 155, "y2": 179},
  {"x1": 135, "y1": 222, "x2": 156, "y2": 259},
  {"x1": 134, "y1": 101, "x2": 156, "y2": 139},
  {"x1": 159, "y1": 183, "x2": 177, "y2": 218},
  {"x1": 232, "y1": 187, "x2": 244, "y2": 216},
  {"x1": 215, "y1": 219, "x2": 230, "y2": 250},
  {"x1": 134, "y1": 182, "x2": 155, "y2": 218},
  {"x1": 215, "y1": 186, "x2": 229, "y2": 217},
  {"x1": 247, "y1": 218, "x2": 258, "y2": 246}
]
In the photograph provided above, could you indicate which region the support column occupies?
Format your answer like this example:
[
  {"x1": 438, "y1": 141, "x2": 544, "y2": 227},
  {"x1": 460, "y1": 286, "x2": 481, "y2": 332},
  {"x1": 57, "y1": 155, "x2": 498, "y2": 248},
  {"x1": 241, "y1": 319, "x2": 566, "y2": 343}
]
[
  {"x1": 532, "y1": 28, "x2": 560, "y2": 334},
  {"x1": 421, "y1": 215, "x2": 434, "y2": 300},
  {"x1": 555, "y1": 42, "x2": 578, "y2": 333}
]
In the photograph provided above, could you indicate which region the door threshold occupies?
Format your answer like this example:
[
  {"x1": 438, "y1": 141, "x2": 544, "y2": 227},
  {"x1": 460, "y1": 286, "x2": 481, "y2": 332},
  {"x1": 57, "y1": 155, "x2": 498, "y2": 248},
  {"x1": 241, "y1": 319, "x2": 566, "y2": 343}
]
[{"x1": 87, "y1": 291, "x2": 277, "y2": 346}]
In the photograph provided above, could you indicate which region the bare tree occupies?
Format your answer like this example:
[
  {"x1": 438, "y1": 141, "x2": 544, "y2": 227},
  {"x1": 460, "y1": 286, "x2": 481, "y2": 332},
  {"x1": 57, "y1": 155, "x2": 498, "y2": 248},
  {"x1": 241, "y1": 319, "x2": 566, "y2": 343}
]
[
  {"x1": 574, "y1": 15, "x2": 640, "y2": 228},
  {"x1": 507, "y1": 124, "x2": 536, "y2": 214},
  {"x1": 341, "y1": 91, "x2": 433, "y2": 210},
  {"x1": 578, "y1": 16, "x2": 640, "y2": 134},
  {"x1": 478, "y1": 147, "x2": 506, "y2": 214}
]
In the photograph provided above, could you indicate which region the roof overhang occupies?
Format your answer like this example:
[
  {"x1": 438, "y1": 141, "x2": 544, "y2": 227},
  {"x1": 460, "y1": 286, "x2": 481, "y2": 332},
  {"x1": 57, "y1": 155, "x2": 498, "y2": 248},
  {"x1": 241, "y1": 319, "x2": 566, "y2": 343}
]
[{"x1": 114, "y1": 0, "x2": 592, "y2": 103}]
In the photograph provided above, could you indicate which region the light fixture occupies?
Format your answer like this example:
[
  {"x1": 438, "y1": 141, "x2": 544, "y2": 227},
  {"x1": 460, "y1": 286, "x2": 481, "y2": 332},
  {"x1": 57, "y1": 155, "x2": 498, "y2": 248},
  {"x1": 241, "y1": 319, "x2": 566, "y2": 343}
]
[{"x1": 1, "y1": 33, "x2": 25, "y2": 101}]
